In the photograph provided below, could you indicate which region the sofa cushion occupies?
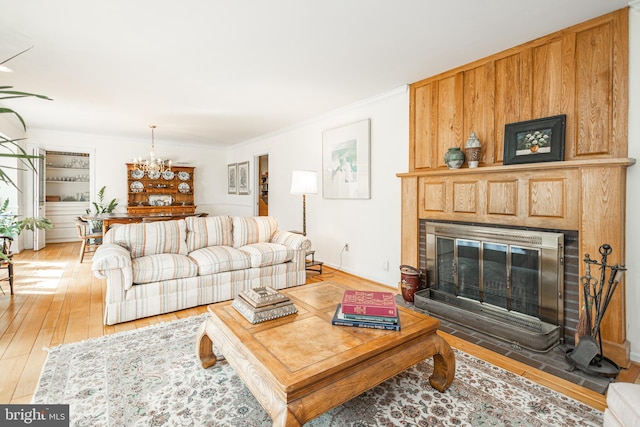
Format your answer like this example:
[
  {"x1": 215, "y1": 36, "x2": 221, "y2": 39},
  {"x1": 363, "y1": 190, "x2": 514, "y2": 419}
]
[
  {"x1": 604, "y1": 383, "x2": 640, "y2": 427},
  {"x1": 107, "y1": 219, "x2": 188, "y2": 259},
  {"x1": 188, "y1": 246, "x2": 251, "y2": 275},
  {"x1": 232, "y1": 216, "x2": 278, "y2": 248},
  {"x1": 132, "y1": 253, "x2": 198, "y2": 284},
  {"x1": 185, "y1": 215, "x2": 233, "y2": 252},
  {"x1": 239, "y1": 243, "x2": 294, "y2": 268}
]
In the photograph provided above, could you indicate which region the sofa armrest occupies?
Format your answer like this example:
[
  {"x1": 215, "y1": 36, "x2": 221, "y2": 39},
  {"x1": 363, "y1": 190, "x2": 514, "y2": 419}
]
[
  {"x1": 271, "y1": 230, "x2": 312, "y2": 251},
  {"x1": 92, "y1": 243, "x2": 133, "y2": 274},
  {"x1": 91, "y1": 242, "x2": 135, "y2": 291}
]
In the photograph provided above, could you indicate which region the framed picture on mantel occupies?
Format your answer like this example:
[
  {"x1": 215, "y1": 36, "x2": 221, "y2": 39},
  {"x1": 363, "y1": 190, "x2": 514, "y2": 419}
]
[{"x1": 503, "y1": 114, "x2": 566, "y2": 165}]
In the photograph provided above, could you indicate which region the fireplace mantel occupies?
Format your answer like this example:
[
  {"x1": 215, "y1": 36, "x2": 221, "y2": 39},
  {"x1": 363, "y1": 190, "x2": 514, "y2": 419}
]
[
  {"x1": 401, "y1": 8, "x2": 632, "y2": 367},
  {"x1": 398, "y1": 157, "x2": 635, "y2": 366},
  {"x1": 398, "y1": 158, "x2": 636, "y2": 178}
]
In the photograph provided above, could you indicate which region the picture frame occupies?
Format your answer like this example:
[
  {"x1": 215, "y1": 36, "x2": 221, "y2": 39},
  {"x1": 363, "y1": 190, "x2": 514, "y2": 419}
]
[
  {"x1": 503, "y1": 114, "x2": 566, "y2": 165},
  {"x1": 322, "y1": 118, "x2": 371, "y2": 199},
  {"x1": 227, "y1": 163, "x2": 237, "y2": 194},
  {"x1": 237, "y1": 161, "x2": 250, "y2": 195}
]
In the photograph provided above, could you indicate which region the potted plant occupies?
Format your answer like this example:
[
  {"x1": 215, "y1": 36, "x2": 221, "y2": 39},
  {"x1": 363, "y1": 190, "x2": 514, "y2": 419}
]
[
  {"x1": 1, "y1": 48, "x2": 52, "y2": 190},
  {"x1": 0, "y1": 198, "x2": 53, "y2": 261},
  {"x1": 85, "y1": 186, "x2": 118, "y2": 232}
]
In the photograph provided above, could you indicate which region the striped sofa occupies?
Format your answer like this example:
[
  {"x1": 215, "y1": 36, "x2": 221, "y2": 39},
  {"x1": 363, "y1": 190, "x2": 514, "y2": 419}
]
[{"x1": 91, "y1": 215, "x2": 311, "y2": 325}]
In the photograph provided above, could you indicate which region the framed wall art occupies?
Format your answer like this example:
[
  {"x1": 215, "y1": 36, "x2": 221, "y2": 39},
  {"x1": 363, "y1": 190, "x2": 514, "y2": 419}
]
[
  {"x1": 237, "y1": 161, "x2": 250, "y2": 195},
  {"x1": 503, "y1": 114, "x2": 566, "y2": 165},
  {"x1": 322, "y1": 118, "x2": 371, "y2": 199},
  {"x1": 228, "y1": 163, "x2": 237, "y2": 194}
]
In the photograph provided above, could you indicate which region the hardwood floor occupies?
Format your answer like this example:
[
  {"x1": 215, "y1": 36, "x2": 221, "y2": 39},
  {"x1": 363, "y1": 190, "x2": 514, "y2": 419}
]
[{"x1": 1, "y1": 242, "x2": 638, "y2": 411}]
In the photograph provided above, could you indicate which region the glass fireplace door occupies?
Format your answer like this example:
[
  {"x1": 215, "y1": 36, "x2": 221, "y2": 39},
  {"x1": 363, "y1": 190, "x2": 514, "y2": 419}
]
[{"x1": 482, "y1": 242, "x2": 508, "y2": 309}]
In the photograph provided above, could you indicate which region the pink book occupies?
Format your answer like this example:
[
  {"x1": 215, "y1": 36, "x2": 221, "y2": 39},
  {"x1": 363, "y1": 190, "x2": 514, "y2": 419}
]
[{"x1": 341, "y1": 290, "x2": 398, "y2": 317}]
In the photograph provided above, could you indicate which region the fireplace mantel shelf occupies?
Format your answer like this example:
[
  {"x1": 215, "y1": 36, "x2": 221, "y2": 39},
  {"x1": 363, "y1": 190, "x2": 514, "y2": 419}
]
[{"x1": 396, "y1": 157, "x2": 636, "y2": 178}]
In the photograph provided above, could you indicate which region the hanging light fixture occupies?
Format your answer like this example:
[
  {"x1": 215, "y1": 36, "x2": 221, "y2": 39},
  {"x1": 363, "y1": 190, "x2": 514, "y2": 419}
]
[{"x1": 133, "y1": 125, "x2": 171, "y2": 174}]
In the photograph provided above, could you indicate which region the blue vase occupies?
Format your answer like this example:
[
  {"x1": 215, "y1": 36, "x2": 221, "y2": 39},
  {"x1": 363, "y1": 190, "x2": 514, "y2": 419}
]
[{"x1": 444, "y1": 147, "x2": 465, "y2": 169}]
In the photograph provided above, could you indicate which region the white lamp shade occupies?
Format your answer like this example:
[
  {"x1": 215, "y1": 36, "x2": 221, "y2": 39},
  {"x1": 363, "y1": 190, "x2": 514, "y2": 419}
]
[{"x1": 290, "y1": 170, "x2": 318, "y2": 195}]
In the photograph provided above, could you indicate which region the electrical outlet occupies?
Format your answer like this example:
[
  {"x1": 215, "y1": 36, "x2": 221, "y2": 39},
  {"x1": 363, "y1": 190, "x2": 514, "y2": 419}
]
[{"x1": 344, "y1": 243, "x2": 350, "y2": 252}]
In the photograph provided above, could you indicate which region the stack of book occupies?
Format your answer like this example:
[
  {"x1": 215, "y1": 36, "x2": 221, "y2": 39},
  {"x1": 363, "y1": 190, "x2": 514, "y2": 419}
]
[
  {"x1": 232, "y1": 287, "x2": 297, "y2": 324},
  {"x1": 332, "y1": 289, "x2": 400, "y2": 331}
]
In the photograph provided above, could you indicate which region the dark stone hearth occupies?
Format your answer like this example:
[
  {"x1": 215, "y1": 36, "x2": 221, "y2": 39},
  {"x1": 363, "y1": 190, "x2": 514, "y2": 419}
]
[{"x1": 396, "y1": 296, "x2": 612, "y2": 395}]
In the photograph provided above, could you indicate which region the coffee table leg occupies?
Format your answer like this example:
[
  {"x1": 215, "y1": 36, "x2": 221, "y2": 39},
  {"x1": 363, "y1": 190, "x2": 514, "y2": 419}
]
[
  {"x1": 196, "y1": 318, "x2": 218, "y2": 369},
  {"x1": 427, "y1": 333, "x2": 456, "y2": 392},
  {"x1": 271, "y1": 405, "x2": 302, "y2": 427}
]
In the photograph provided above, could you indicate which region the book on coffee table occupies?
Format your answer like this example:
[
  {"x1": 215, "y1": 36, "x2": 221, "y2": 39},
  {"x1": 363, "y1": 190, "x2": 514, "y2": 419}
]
[
  {"x1": 232, "y1": 297, "x2": 297, "y2": 324},
  {"x1": 232, "y1": 287, "x2": 297, "y2": 324},
  {"x1": 332, "y1": 304, "x2": 401, "y2": 331},
  {"x1": 341, "y1": 290, "x2": 398, "y2": 317}
]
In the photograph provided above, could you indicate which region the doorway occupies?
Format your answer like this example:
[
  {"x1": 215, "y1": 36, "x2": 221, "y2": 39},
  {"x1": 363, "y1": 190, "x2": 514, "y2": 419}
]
[{"x1": 257, "y1": 154, "x2": 268, "y2": 216}]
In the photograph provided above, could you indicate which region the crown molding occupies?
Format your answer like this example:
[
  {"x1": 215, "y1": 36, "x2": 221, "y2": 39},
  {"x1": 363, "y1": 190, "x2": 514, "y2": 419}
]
[{"x1": 630, "y1": 0, "x2": 640, "y2": 11}]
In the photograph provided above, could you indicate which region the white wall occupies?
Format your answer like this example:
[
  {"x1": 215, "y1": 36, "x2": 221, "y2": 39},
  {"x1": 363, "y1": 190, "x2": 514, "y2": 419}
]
[
  {"x1": 220, "y1": 86, "x2": 409, "y2": 288},
  {"x1": 19, "y1": 129, "x2": 225, "y2": 248},
  {"x1": 625, "y1": 6, "x2": 640, "y2": 362}
]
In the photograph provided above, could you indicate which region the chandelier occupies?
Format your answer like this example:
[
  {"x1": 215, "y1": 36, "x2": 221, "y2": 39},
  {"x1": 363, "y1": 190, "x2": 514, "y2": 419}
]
[{"x1": 133, "y1": 125, "x2": 171, "y2": 174}]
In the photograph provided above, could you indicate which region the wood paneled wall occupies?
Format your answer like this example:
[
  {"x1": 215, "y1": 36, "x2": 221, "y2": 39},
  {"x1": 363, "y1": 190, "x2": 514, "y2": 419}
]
[
  {"x1": 409, "y1": 8, "x2": 628, "y2": 170},
  {"x1": 400, "y1": 8, "x2": 633, "y2": 367}
]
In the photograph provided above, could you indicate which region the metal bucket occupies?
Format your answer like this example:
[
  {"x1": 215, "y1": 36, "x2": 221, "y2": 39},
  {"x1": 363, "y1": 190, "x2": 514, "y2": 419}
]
[{"x1": 400, "y1": 265, "x2": 422, "y2": 302}]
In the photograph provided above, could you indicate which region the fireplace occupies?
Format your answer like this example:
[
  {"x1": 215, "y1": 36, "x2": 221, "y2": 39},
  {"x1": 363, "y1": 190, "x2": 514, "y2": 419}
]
[{"x1": 415, "y1": 220, "x2": 579, "y2": 352}]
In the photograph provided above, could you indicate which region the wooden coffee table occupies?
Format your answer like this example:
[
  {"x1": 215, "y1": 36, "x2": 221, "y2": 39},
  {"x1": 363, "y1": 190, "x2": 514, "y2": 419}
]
[{"x1": 196, "y1": 281, "x2": 455, "y2": 426}]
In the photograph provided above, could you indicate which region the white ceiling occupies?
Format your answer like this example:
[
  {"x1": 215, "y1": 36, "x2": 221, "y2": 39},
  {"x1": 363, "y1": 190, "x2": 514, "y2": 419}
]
[{"x1": 0, "y1": 0, "x2": 629, "y2": 147}]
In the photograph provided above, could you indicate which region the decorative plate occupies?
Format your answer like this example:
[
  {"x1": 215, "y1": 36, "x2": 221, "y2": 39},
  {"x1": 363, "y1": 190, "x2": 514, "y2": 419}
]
[
  {"x1": 178, "y1": 182, "x2": 190, "y2": 193},
  {"x1": 130, "y1": 169, "x2": 144, "y2": 179},
  {"x1": 130, "y1": 181, "x2": 144, "y2": 193},
  {"x1": 178, "y1": 171, "x2": 190, "y2": 181},
  {"x1": 162, "y1": 170, "x2": 175, "y2": 180},
  {"x1": 147, "y1": 170, "x2": 161, "y2": 180}
]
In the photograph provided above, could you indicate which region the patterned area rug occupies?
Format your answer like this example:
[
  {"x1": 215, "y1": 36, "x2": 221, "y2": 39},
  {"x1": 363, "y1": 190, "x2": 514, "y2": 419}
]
[{"x1": 34, "y1": 314, "x2": 603, "y2": 426}]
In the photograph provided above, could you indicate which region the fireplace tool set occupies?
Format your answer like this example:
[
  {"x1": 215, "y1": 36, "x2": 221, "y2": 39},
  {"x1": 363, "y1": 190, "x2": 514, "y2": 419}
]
[{"x1": 566, "y1": 244, "x2": 626, "y2": 377}]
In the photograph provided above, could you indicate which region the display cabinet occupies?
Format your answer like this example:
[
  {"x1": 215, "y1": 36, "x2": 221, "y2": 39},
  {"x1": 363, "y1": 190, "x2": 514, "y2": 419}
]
[
  {"x1": 45, "y1": 151, "x2": 91, "y2": 203},
  {"x1": 45, "y1": 151, "x2": 91, "y2": 243},
  {"x1": 126, "y1": 163, "x2": 196, "y2": 215}
]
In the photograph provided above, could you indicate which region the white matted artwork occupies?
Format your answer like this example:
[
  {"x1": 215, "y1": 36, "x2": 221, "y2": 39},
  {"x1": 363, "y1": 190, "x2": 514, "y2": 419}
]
[
  {"x1": 237, "y1": 161, "x2": 249, "y2": 195},
  {"x1": 228, "y1": 163, "x2": 237, "y2": 194},
  {"x1": 322, "y1": 118, "x2": 371, "y2": 199}
]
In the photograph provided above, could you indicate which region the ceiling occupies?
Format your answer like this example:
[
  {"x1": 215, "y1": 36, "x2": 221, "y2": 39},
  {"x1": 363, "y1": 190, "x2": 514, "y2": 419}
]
[{"x1": 0, "y1": 0, "x2": 629, "y2": 147}]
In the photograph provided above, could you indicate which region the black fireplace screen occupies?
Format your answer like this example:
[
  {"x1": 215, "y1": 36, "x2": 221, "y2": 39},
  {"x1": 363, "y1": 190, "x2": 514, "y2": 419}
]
[{"x1": 426, "y1": 222, "x2": 564, "y2": 326}]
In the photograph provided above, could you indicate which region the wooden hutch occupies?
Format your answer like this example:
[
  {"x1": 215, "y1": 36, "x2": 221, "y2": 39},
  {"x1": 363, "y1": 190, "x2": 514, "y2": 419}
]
[{"x1": 126, "y1": 163, "x2": 196, "y2": 215}]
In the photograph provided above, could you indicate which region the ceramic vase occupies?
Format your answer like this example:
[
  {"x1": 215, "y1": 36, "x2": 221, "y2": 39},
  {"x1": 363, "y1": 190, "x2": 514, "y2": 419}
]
[
  {"x1": 464, "y1": 131, "x2": 482, "y2": 168},
  {"x1": 400, "y1": 265, "x2": 422, "y2": 303},
  {"x1": 444, "y1": 147, "x2": 465, "y2": 169}
]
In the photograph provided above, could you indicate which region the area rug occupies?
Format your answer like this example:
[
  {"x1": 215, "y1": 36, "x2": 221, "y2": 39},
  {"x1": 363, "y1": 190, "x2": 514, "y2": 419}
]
[{"x1": 34, "y1": 314, "x2": 603, "y2": 426}]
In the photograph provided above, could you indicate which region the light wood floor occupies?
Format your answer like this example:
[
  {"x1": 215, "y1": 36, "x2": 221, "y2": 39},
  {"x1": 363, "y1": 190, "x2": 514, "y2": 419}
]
[{"x1": 1, "y1": 242, "x2": 638, "y2": 411}]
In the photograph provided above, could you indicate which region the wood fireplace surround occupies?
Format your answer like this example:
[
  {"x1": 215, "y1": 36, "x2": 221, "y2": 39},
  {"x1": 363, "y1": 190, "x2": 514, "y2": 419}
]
[{"x1": 398, "y1": 8, "x2": 634, "y2": 367}]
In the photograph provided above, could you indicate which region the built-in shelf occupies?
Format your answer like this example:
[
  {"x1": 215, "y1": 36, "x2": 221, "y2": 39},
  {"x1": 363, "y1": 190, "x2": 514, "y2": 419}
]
[{"x1": 45, "y1": 151, "x2": 92, "y2": 242}]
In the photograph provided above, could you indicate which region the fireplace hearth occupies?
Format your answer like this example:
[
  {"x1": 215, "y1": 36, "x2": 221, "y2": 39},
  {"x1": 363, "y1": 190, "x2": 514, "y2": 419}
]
[{"x1": 416, "y1": 220, "x2": 579, "y2": 352}]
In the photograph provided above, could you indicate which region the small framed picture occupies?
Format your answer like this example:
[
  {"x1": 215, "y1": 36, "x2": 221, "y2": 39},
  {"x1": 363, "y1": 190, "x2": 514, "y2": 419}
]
[
  {"x1": 237, "y1": 161, "x2": 249, "y2": 195},
  {"x1": 228, "y1": 163, "x2": 237, "y2": 194},
  {"x1": 503, "y1": 115, "x2": 566, "y2": 165}
]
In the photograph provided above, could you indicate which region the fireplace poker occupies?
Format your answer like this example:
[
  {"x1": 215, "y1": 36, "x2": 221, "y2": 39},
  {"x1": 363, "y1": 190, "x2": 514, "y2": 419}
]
[
  {"x1": 581, "y1": 254, "x2": 598, "y2": 335},
  {"x1": 595, "y1": 244, "x2": 612, "y2": 322},
  {"x1": 591, "y1": 264, "x2": 625, "y2": 342}
]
